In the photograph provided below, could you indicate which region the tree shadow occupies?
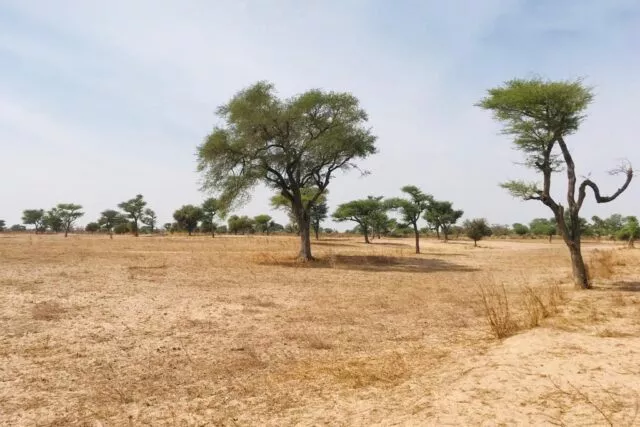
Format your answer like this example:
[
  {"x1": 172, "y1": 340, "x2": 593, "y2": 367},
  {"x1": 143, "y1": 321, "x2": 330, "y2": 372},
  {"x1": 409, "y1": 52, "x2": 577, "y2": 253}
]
[
  {"x1": 254, "y1": 254, "x2": 477, "y2": 273},
  {"x1": 602, "y1": 281, "x2": 640, "y2": 292}
]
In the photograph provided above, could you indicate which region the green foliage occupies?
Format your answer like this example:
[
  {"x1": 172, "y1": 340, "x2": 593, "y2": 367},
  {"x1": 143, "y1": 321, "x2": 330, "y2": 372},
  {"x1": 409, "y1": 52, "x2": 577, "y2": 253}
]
[
  {"x1": 99, "y1": 210, "x2": 125, "y2": 235},
  {"x1": 464, "y1": 218, "x2": 492, "y2": 246},
  {"x1": 118, "y1": 194, "x2": 147, "y2": 236},
  {"x1": 10, "y1": 224, "x2": 26, "y2": 232},
  {"x1": 332, "y1": 196, "x2": 385, "y2": 243},
  {"x1": 22, "y1": 209, "x2": 45, "y2": 232},
  {"x1": 141, "y1": 208, "x2": 157, "y2": 233},
  {"x1": 202, "y1": 198, "x2": 221, "y2": 235},
  {"x1": 254, "y1": 214, "x2": 273, "y2": 234},
  {"x1": 386, "y1": 185, "x2": 433, "y2": 227},
  {"x1": 0, "y1": 219, "x2": 5, "y2": 232},
  {"x1": 512, "y1": 223, "x2": 529, "y2": 236},
  {"x1": 616, "y1": 216, "x2": 640, "y2": 242},
  {"x1": 113, "y1": 222, "x2": 131, "y2": 235},
  {"x1": 529, "y1": 218, "x2": 557, "y2": 237},
  {"x1": 173, "y1": 205, "x2": 204, "y2": 235},
  {"x1": 227, "y1": 215, "x2": 255, "y2": 235},
  {"x1": 85, "y1": 222, "x2": 100, "y2": 233},
  {"x1": 163, "y1": 222, "x2": 172, "y2": 232},
  {"x1": 424, "y1": 200, "x2": 464, "y2": 240},
  {"x1": 216, "y1": 225, "x2": 228, "y2": 234},
  {"x1": 55, "y1": 203, "x2": 84, "y2": 237},
  {"x1": 44, "y1": 209, "x2": 64, "y2": 232}
]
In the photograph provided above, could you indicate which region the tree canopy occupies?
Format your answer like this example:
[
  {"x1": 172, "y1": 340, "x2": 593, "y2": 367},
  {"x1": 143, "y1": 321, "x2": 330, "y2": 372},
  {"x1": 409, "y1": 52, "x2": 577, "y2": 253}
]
[
  {"x1": 197, "y1": 81, "x2": 377, "y2": 260},
  {"x1": 387, "y1": 185, "x2": 432, "y2": 253},
  {"x1": 424, "y1": 200, "x2": 463, "y2": 241},
  {"x1": 332, "y1": 196, "x2": 385, "y2": 244},
  {"x1": 55, "y1": 203, "x2": 84, "y2": 237},
  {"x1": 173, "y1": 205, "x2": 204, "y2": 236},
  {"x1": 118, "y1": 194, "x2": 147, "y2": 237},
  {"x1": 464, "y1": 218, "x2": 492, "y2": 246},
  {"x1": 22, "y1": 209, "x2": 45, "y2": 233}
]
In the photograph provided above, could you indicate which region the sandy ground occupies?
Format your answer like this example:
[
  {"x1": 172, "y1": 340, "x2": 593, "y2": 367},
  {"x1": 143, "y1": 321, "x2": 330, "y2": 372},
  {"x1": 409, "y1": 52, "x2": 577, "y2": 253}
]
[{"x1": 0, "y1": 233, "x2": 639, "y2": 426}]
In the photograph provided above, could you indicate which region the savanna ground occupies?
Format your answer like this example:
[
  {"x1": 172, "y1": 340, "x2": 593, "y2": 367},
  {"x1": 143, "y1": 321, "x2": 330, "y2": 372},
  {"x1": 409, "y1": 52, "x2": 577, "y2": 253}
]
[{"x1": 1, "y1": 233, "x2": 640, "y2": 426}]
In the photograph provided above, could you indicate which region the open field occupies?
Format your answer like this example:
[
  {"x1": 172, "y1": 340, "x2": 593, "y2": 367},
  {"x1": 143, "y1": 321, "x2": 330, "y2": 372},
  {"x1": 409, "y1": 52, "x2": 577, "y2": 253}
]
[{"x1": 1, "y1": 234, "x2": 640, "y2": 426}]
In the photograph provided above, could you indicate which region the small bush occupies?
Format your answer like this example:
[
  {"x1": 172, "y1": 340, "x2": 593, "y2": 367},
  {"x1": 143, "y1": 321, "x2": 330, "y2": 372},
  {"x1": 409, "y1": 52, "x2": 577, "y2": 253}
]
[{"x1": 478, "y1": 282, "x2": 518, "y2": 339}]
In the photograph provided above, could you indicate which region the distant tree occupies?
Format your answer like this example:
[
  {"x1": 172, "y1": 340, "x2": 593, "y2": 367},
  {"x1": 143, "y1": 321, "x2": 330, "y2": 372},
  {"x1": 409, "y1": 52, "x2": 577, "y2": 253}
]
[
  {"x1": 163, "y1": 222, "x2": 172, "y2": 232},
  {"x1": 85, "y1": 222, "x2": 100, "y2": 233},
  {"x1": 450, "y1": 225, "x2": 463, "y2": 239},
  {"x1": 590, "y1": 216, "x2": 607, "y2": 240},
  {"x1": 424, "y1": 200, "x2": 464, "y2": 242},
  {"x1": 491, "y1": 224, "x2": 511, "y2": 238},
  {"x1": 55, "y1": 203, "x2": 84, "y2": 237},
  {"x1": 113, "y1": 222, "x2": 131, "y2": 235},
  {"x1": 512, "y1": 223, "x2": 529, "y2": 237},
  {"x1": 271, "y1": 189, "x2": 328, "y2": 239},
  {"x1": 529, "y1": 218, "x2": 557, "y2": 242},
  {"x1": 173, "y1": 205, "x2": 204, "y2": 236},
  {"x1": 43, "y1": 208, "x2": 64, "y2": 232},
  {"x1": 617, "y1": 216, "x2": 640, "y2": 248},
  {"x1": 118, "y1": 194, "x2": 147, "y2": 237},
  {"x1": 464, "y1": 218, "x2": 492, "y2": 247},
  {"x1": 202, "y1": 198, "x2": 221, "y2": 238},
  {"x1": 254, "y1": 214, "x2": 273, "y2": 235},
  {"x1": 22, "y1": 209, "x2": 46, "y2": 233},
  {"x1": 0, "y1": 219, "x2": 5, "y2": 232},
  {"x1": 370, "y1": 210, "x2": 394, "y2": 239},
  {"x1": 604, "y1": 214, "x2": 625, "y2": 239},
  {"x1": 386, "y1": 185, "x2": 433, "y2": 253},
  {"x1": 323, "y1": 227, "x2": 334, "y2": 234},
  {"x1": 216, "y1": 224, "x2": 228, "y2": 234},
  {"x1": 197, "y1": 82, "x2": 377, "y2": 261},
  {"x1": 10, "y1": 224, "x2": 26, "y2": 232},
  {"x1": 98, "y1": 210, "x2": 125, "y2": 239},
  {"x1": 479, "y1": 78, "x2": 633, "y2": 289},
  {"x1": 332, "y1": 196, "x2": 384, "y2": 244},
  {"x1": 141, "y1": 208, "x2": 157, "y2": 233},
  {"x1": 310, "y1": 201, "x2": 329, "y2": 240}
]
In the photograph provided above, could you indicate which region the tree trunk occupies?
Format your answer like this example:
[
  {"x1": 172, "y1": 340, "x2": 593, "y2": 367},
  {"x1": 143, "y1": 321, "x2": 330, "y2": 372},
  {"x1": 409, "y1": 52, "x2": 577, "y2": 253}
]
[
  {"x1": 548, "y1": 234, "x2": 552, "y2": 243},
  {"x1": 474, "y1": 239, "x2": 478, "y2": 247},
  {"x1": 211, "y1": 230, "x2": 215, "y2": 238},
  {"x1": 568, "y1": 242, "x2": 590, "y2": 289},
  {"x1": 64, "y1": 227, "x2": 69, "y2": 238},
  {"x1": 313, "y1": 223, "x2": 319, "y2": 240},
  {"x1": 413, "y1": 223, "x2": 420, "y2": 254},
  {"x1": 363, "y1": 226, "x2": 370, "y2": 244},
  {"x1": 109, "y1": 230, "x2": 113, "y2": 239},
  {"x1": 628, "y1": 237, "x2": 635, "y2": 249},
  {"x1": 297, "y1": 214, "x2": 313, "y2": 261},
  {"x1": 442, "y1": 225, "x2": 449, "y2": 242},
  {"x1": 133, "y1": 220, "x2": 139, "y2": 237},
  {"x1": 435, "y1": 228, "x2": 440, "y2": 240}
]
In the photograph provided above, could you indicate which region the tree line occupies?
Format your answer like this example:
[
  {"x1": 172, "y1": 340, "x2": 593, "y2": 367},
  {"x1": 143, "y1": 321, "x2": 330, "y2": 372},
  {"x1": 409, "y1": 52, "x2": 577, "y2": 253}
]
[{"x1": 0, "y1": 78, "x2": 635, "y2": 289}]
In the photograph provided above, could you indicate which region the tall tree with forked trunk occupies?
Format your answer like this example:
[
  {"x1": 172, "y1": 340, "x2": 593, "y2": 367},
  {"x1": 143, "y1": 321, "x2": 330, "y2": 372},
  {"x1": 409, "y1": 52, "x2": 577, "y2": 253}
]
[
  {"x1": 197, "y1": 81, "x2": 377, "y2": 261},
  {"x1": 386, "y1": 185, "x2": 433, "y2": 253},
  {"x1": 118, "y1": 194, "x2": 147, "y2": 237},
  {"x1": 478, "y1": 78, "x2": 633, "y2": 289}
]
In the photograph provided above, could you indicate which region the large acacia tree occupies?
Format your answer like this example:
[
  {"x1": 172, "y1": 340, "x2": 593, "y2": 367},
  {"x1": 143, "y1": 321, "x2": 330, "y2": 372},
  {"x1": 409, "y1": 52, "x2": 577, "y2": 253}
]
[
  {"x1": 197, "y1": 82, "x2": 377, "y2": 260},
  {"x1": 332, "y1": 196, "x2": 385, "y2": 244},
  {"x1": 478, "y1": 78, "x2": 633, "y2": 289}
]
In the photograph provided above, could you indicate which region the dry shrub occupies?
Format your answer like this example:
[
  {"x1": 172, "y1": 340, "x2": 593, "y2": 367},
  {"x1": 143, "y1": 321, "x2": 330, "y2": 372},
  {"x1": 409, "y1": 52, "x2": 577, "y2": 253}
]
[
  {"x1": 32, "y1": 301, "x2": 65, "y2": 321},
  {"x1": 588, "y1": 250, "x2": 618, "y2": 281},
  {"x1": 331, "y1": 353, "x2": 408, "y2": 388},
  {"x1": 478, "y1": 282, "x2": 518, "y2": 339},
  {"x1": 521, "y1": 286, "x2": 549, "y2": 328}
]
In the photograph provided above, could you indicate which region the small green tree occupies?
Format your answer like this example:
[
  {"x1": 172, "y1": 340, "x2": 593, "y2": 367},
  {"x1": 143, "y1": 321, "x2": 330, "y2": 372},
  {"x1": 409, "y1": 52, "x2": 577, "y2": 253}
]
[
  {"x1": 604, "y1": 214, "x2": 625, "y2": 239},
  {"x1": 512, "y1": 223, "x2": 529, "y2": 237},
  {"x1": 197, "y1": 82, "x2": 377, "y2": 261},
  {"x1": 491, "y1": 224, "x2": 511, "y2": 238},
  {"x1": 202, "y1": 198, "x2": 221, "y2": 238},
  {"x1": 332, "y1": 196, "x2": 384, "y2": 244},
  {"x1": 424, "y1": 200, "x2": 464, "y2": 242},
  {"x1": 617, "y1": 216, "x2": 640, "y2": 248},
  {"x1": 99, "y1": 210, "x2": 125, "y2": 239},
  {"x1": 254, "y1": 214, "x2": 273, "y2": 235},
  {"x1": 310, "y1": 201, "x2": 329, "y2": 240},
  {"x1": 22, "y1": 209, "x2": 45, "y2": 233},
  {"x1": 464, "y1": 218, "x2": 492, "y2": 247},
  {"x1": 173, "y1": 205, "x2": 204, "y2": 236},
  {"x1": 529, "y1": 218, "x2": 557, "y2": 242},
  {"x1": 479, "y1": 78, "x2": 633, "y2": 289},
  {"x1": 43, "y1": 208, "x2": 64, "y2": 232},
  {"x1": 85, "y1": 222, "x2": 100, "y2": 233},
  {"x1": 386, "y1": 185, "x2": 433, "y2": 253},
  {"x1": 56, "y1": 203, "x2": 84, "y2": 237},
  {"x1": 141, "y1": 208, "x2": 157, "y2": 233},
  {"x1": 10, "y1": 224, "x2": 26, "y2": 232},
  {"x1": 118, "y1": 194, "x2": 147, "y2": 237},
  {"x1": 0, "y1": 220, "x2": 5, "y2": 232}
]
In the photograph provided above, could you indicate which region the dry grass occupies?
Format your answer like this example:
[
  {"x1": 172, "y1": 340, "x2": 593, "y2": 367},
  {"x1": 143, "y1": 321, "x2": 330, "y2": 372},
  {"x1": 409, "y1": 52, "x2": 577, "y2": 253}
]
[{"x1": 1, "y1": 234, "x2": 639, "y2": 425}]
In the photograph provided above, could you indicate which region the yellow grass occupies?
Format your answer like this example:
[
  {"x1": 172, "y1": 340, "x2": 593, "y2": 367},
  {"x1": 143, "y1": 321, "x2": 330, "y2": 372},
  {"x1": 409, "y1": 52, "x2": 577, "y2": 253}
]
[{"x1": 1, "y1": 233, "x2": 640, "y2": 425}]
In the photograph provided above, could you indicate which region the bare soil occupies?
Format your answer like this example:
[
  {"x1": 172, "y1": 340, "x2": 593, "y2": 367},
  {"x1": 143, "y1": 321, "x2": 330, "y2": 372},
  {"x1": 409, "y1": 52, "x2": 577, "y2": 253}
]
[{"x1": 1, "y1": 234, "x2": 639, "y2": 426}]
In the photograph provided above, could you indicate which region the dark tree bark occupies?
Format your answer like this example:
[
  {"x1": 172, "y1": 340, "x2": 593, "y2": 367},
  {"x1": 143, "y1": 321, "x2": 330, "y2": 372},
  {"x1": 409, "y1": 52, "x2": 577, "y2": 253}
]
[
  {"x1": 435, "y1": 227, "x2": 440, "y2": 240},
  {"x1": 313, "y1": 222, "x2": 319, "y2": 240},
  {"x1": 412, "y1": 223, "x2": 420, "y2": 254},
  {"x1": 442, "y1": 225, "x2": 449, "y2": 242},
  {"x1": 363, "y1": 226, "x2": 370, "y2": 244}
]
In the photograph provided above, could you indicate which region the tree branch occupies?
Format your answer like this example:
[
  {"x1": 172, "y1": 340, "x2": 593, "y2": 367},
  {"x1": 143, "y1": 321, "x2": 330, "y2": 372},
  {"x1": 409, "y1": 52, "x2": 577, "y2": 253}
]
[{"x1": 577, "y1": 163, "x2": 633, "y2": 210}]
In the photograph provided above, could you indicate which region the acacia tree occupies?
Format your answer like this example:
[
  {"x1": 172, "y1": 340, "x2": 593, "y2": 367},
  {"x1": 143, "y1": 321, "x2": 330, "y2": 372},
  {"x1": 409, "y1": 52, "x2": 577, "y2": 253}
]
[
  {"x1": 254, "y1": 214, "x2": 273, "y2": 235},
  {"x1": 118, "y1": 194, "x2": 147, "y2": 237},
  {"x1": 386, "y1": 185, "x2": 432, "y2": 253},
  {"x1": 512, "y1": 223, "x2": 529, "y2": 237},
  {"x1": 618, "y1": 216, "x2": 640, "y2": 248},
  {"x1": 202, "y1": 198, "x2": 220, "y2": 237},
  {"x1": 310, "y1": 201, "x2": 329, "y2": 240},
  {"x1": 529, "y1": 218, "x2": 557, "y2": 242},
  {"x1": 173, "y1": 205, "x2": 204, "y2": 236},
  {"x1": 478, "y1": 78, "x2": 633, "y2": 289},
  {"x1": 22, "y1": 209, "x2": 45, "y2": 233},
  {"x1": 141, "y1": 208, "x2": 157, "y2": 233},
  {"x1": 56, "y1": 203, "x2": 84, "y2": 237},
  {"x1": 197, "y1": 82, "x2": 377, "y2": 261},
  {"x1": 464, "y1": 218, "x2": 492, "y2": 247},
  {"x1": 98, "y1": 209, "x2": 124, "y2": 239},
  {"x1": 424, "y1": 200, "x2": 463, "y2": 242},
  {"x1": 0, "y1": 220, "x2": 5, "y2": 232},
  {"x1": 271, "y1": 188, "x2": 328, "y2": 239},
  {"x1": 332, "y1": 196, "x2": 384, "y2": 244},
  {"x1": 44, "y1": 208, "x2": 64, "y2": 232}
]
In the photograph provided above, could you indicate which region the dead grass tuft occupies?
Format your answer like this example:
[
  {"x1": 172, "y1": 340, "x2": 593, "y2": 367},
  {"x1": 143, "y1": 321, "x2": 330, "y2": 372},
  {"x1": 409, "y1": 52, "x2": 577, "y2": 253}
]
[
  {"x1": 32, "y1": 300, "x2": 66, "y2": 321},
  {"x1": 588, "y1": 249, "x2": 625, "y2": 282},
  {"x1": 330, "y1": 353, "x2": 408, "y2": 388},
  {"x1": 478, "y1": 282, "x2": 519, "y2": 339}
]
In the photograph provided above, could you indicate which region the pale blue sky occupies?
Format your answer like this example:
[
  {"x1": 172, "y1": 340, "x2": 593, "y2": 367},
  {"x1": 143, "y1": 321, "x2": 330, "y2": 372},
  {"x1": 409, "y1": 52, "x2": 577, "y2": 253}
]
[{"x1": 1, "y1": 0, "x2": 639, "y2": 229}]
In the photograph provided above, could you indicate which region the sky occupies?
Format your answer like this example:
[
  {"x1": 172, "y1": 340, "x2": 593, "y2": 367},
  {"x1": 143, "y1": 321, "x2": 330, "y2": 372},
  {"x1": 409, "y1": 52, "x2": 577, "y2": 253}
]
[{"x1": 1, "y1": 0, "x2": 639, "y2": 230}]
